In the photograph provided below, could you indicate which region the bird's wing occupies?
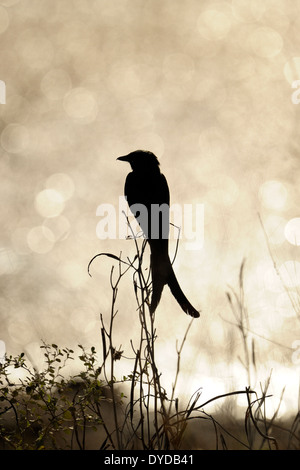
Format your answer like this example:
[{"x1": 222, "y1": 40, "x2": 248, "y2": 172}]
[
  {"x1": 124, "y1": 171, "x2": 170, "y2": 240},
  {"x1": 124, "y1": 172, "x2": 170, "y2": 207},
  {"x1": 159, "y1": 174, "x2": 170, "y2": 206},
  {"x1": 124, "y1": 172, "x2": 136, "y2": 208}
]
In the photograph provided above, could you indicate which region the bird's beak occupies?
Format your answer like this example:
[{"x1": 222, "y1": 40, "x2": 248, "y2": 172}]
[{"x1": 117, "y1": 155, "x2": 129, "y2": 162}]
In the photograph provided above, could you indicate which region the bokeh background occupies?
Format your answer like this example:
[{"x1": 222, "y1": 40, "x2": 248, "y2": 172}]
[{"x1": 1, "y1": 0, "x2": 300, "y2": 419}]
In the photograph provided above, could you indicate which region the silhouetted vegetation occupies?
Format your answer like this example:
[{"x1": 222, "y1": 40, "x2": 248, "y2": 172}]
[{"x1": 1, "y1": 236, "x2": 299, "y2": 450}]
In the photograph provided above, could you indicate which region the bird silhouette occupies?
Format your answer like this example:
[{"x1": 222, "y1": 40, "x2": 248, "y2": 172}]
[{"x1": 117, "y1": 150, "x2": 200, "y2": 318}]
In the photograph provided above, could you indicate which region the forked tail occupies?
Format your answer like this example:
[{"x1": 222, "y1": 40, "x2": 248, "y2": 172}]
[
  {"x1": 167, "y1": 265, "x2": 200, "y2": 318},
  {"x1": 150, "y1": 253, "x2": 200, "y2": 318}
]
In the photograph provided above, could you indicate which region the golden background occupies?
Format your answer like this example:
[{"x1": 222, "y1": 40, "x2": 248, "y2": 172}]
[{"x1": 1, "y1": 0, "x2": 300, "y2": 418}]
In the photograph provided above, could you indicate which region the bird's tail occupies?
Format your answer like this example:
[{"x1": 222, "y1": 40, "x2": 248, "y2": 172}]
[
  {"x1": 150, "y1": 253, "x2": 200, "y2": 318},
  {"x1": 167, "y1": 263, "x2": 200, "y2": 318},
  {"x1": 149, "y1": 253, "x2": 168, "y2": 315}
]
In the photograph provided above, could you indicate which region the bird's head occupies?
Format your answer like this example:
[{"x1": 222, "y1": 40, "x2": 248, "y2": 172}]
[{"x1": 117, "y1": 150, "x2": 160, "y2": 172}]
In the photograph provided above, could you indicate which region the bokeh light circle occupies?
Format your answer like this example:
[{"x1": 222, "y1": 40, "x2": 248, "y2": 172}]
[
  {"x1": 43, "y1": 215, "x2": 71, "y2": 242},
  {"x1": 63, "y1": 87, "x2": 98, "y2": 122},
  {"x1": 259, "y1": 180, "x2": 288, "y2": 211},
  {"x1": 197, "y1": 8, "x2": 232, "y2": 41},
  {"x1": 27, "y1": 226, "x2": 55, "y2": 254},
  {"x1": 284, "y1": 218, "x2": 300, "y2": 246},
  {"x1": 1, "y1": 123, "x2": 30, "y2": 153},
  {"x1": 34, "y1": 189, "x2": 65, "y2": 218},
  {"x1": 45, "y1": 173, "x2": 75, "y2": 201},
  {"x1": 249, "y1": 27, "x2": 283, "y2": 58}
]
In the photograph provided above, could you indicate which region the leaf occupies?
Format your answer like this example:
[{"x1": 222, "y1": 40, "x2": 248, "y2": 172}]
[{"x1": 63, "y1": 410, "x2": 73, "y2": 420}]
